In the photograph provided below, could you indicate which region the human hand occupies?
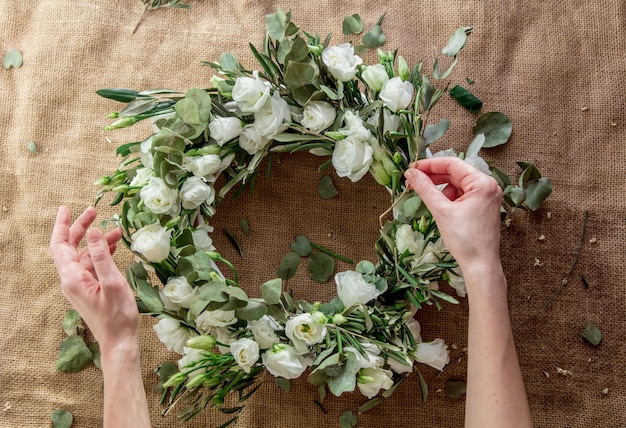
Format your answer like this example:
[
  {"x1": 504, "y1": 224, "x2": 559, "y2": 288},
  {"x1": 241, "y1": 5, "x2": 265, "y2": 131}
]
[
  {"x1": 50, "y1": 206, "x2": 139, "y2": 351},
  {"x1": 404, "y1": 157, "x2": 503, "y2": 270}
]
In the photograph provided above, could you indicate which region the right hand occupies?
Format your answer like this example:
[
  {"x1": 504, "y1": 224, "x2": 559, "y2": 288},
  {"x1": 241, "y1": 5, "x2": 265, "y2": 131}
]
[{"x1": 404, "y1": 157, "x2": 503, "y2": 270}]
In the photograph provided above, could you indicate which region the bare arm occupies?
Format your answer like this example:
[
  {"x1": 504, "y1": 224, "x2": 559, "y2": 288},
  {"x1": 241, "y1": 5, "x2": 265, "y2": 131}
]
[
  {"x1": 405, "y1": 158, "x2": 532, "y2": 428},
  {"x1": 50, "y1": 206, "x2": 151, "y2": 428}
]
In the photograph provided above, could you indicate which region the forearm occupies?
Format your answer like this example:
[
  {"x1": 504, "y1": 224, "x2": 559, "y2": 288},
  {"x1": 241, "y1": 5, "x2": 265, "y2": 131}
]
[
  {"x1": 101, "y1": 342, "x2": 151, "y2": 428},
  {"x1": 464, "y1": 263, "x2": 533, "y2": 428}
]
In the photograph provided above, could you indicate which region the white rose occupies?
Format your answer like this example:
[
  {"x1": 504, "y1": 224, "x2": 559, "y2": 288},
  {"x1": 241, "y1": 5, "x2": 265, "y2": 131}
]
[
  {"x1": 342, "y1": 111, "x2": 372, "y2": 142},
  {"x1": 322, "y1": 43, "x2": 363, "y2": 82},
  {"x1": 130, "y1": 223, "x2": 172, "y2": 262},
  {"x1": 208, "y1": 116, "x2": 243, "y2": 146},
  {"x1": 195, "y1": 309, "x2": 237, "y2": 332},
  {"x1": 129, "y1": 167, "x2": 153, "y2": 188},
  {"x1": 447, "y1": 266, "x2": 467, "y2": 297},
  {"x1": 387, "y1": 354, "x2": 413, "y2": 374},
  {"x1": 232, "y1": 71, "x2": 270, "y2": 113},
  {"x1": 191, "y1": 224, "x2": 215, "y2": 252},
  {"x1": 239, "y1": 124, "x2": 271, "y2": 155},
  {"x1": 179, "y1": 176, "x2": 215, "y2": 209},
  {"x1": 332, "y1": 137, "x2": 374, "y2": 182},
  {"x1": 139, "y1": 176, "x2": 180, "y2": 216},
  {"x1": 262, "y1": 343, "x2": 308, "y2": 379},
  {"x1": 407, "y1": 319, "x2": 423, "y2": 344},
  {"x1": 178, "y1": 346, "x2": 206, "y2": 378},
  {"x1": 357, "y1": 367, "x2": 394, "y2": 398},
  {"x1": 153, "y1": 318, "x2": 193, "y2": 355},
  {"x1": 361, "y1": 64, "x2": 389, "y2": 92},
  {"x1": 182, "y1": 154, "x2": 222, "y2": 178},
  {"x1": 229, "y1": 338, "x2": 260, "y2": 373},
  {"x1": 139, "y1": 136, "x2": 154, "y2": 169},
  {"x1": 366, "y1": 109, "x2": 402, "y2": 136},
  {"x1": 415, "y1": 338, "x2": 450, "y2": 370},
  {"x1": 335, "y1": 270, "x2": 381, "y2": 308},
  {"x1": 210, "y1": 326, "x2": 234, "y2": 354},
  {"x1": 285, "y1": 312, "x2": 327, "y2": 354},
  {"x1": 379, "y1": 77, "x2": 414, "y2": 112},
  {"x1": 254, "y1": 91, "x2": 290, "y2": 137},
  {"x1": 395, "y1": 224, "x2": 424, "y2": 255},
  {"x1": 345, "y1": 342, "x2": 383, "y2": 370},
  {"x1": 301, "y1": 101, "x2": 336, "y2": 133},
  {"x1": 249, "y1": 316, "x2": 280, "y2": 349},
  {"x1": 161, "y1": 276, "x2": 196, "y2": 311}
]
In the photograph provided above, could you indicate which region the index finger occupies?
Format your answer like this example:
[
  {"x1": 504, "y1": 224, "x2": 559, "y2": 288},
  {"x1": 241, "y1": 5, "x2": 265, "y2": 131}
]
[
  {"x1": 50, "y1": 206, "x2": 71, "y2": 247},
  {"x1": 415, "y1": 157, "x2": 486, "y2": 191}
]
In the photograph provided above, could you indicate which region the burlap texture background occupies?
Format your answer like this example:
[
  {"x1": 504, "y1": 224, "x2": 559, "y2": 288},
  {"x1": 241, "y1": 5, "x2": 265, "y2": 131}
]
[{"x1": 0, "y1": 1, "x2": 624, "y2": 426}]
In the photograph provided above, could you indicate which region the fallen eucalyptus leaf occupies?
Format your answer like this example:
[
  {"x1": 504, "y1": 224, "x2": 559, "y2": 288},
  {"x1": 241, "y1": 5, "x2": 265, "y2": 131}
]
[
  {"x1": 582, "y1": 321, "x2": 602, "y2": 346},
  {"x1": 339, "y1": 410, "x2": 358, "y2": 428},
  {"x1": 318, "y1": 175, "x2": 338, "y2": 199},
  {"x1": 27, "y1": 141, "x2": 37, "y2": 155},
  {"x1": 524, "y1": 177, "x2": 552, "y2": 211},
  {"x1": 441, "y1": 27, "x2": 467, "y2": 57},
  {"x1": 223, "y1": 228, "x2": 243, "y2": 257},
  {"x1": 277, "y1": 252, "x2": 301, "y2": 280},
  {"x1": 88, "y1": 341, "x2": 102, "y2": 370},
  {"x1": 423, "y1": 119, "x2": 451, "y2": 146},
  {"x1": 308, "y1": 252, "x2": 335, "y2": 283},
  {"x1": 291, "y1": 235, "x2": 313, "y2": 256},
  {"x1": 3, "y1": 49, "x2": 23, "y2": 69},
  {"x1": 363, "y1": 25, "x2": 386, "y2": 48},
  {"x1": 51, "y1": 409, "x2": 73, "y2": 428},
  {"x1": 62, "y1": 308, "x2": 83, "y2": 337},
  {"x1": 450, "y1": 85, "x2": 482, "y2": 113},
  {"x1": 56, "y1": 335, "x2": 92, "y2": 373},
  {"x1": 342, "y1": 14, "x2": 363, "y2": 36},
  {"x1": 240, "y1": 218, "x2": 250, "y2": 236},
  {"x1": 445, "y1": 380, "x2": 467, "y2": 398},
  {"x1": 472, "y1": 112, "x2": 512, "y2": 147},
  {"x1": 275, "y1": 377, "x2": 292, "y2": 392}
]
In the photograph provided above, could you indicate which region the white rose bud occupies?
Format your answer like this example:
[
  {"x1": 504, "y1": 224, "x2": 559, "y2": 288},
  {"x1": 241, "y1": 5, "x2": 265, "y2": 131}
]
[
  {"x1": 177, "y1": 346, "x2": 206, "y2": 378},
  {"x1": 301, "y1": 101, "x2": 336, "y2": 133},
  {"x1": 153, "y1": 318, "x2": 193, "y2": 355},
  {"x1": 331, "y1": 137, "x2": 374, "y2": 182},
  {"x1": 179, "y1": 176, "x2": 215, "y2": 209},
  {"x1": 129, "y1": 167, "x2": 153, "y2": 188},
  {"x1": 322, "y1": 43, "x2": 363, "y2": 82},
  {"x1": 182, "y1": 154, "x2": 223, "y2": 178},
  {"x1": 395, "y1": 224, "x2": 424, "y2": 256},
  {"x1": 285, "y1": 313, "x2": 327, "y2": 354},
  {"x1": 357, "y1": 367, "x2": 394, "y2": 398},
  {"x1": 139, "y1": 176, "x2": 180, "y2": 216},
  {"x1": 230, "y1": 338, "x2": 260, "y2": 373},
  {"x1": 335, "y1": 270, "x2": 381, "y2": 308},
  {"x1": 130, "y1": 223, "x2": 172, "y2": 262},
  {"x1": 239, "y1": 124, "x2": 271, "y2": 155},
  {"x1": 195, "y1": 309, "x2": 237, "y2": 332},
  {"x1": 191, "y1": 224, "x2": 215, "y2": 252},
  {"x1": 262, "y1": 343, "x2": 308, "y2": 379},
  {"x1": 361, "y1": 64, "x2": 389, "y2": 92},
  {"x1": 254, "y1": 91, "x2": 291, "y2": 137},
  {"x1": 249, "y1": 316, "x2": 280, "y2": 349},
  {"x1": 161, "y1": 276, "x2": 196, "y2": 311},
  {"x1": 415, "y1": 338, "x2": 450, "y2": 371},
  {"x1": 379, "y1": 76, "x2": 414, "y2": 112},
  {"x1": 232, "y1": 71, "x2": 270, "y2": 113},
  {"x1": 209, "y1": 116, "x2": 243, "y2": 146}
]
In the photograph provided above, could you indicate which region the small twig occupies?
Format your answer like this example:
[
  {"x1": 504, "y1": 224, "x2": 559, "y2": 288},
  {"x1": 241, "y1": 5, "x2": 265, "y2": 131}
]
[
  {"x1": 513, "y1": 210, "x2": 589, "y2": 332},
  {"x1": 379, "y1": 187, "x2": 409, "y2": 228},
  {"x1": 132, "y1": 3, "x2": 149, "y2": 35}
]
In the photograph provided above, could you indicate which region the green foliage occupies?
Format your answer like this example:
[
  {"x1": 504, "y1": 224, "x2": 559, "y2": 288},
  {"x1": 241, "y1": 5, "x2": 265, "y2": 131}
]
[
  {"x1": 277, "y1": 252, "x2": 301, "y2": 280},
  {"x1": 56, "y1": 336, "x2": 92, "y2": 373},
  {"x1": 51, "y1": 409, "x2": 73, "y2": 428},
  {"x1": 473, "y1": 111, "x2": 512, "y2": 147},
  {"x1": 318, "y1": 175, "x2": 339, "y2": 199},
  {"x1": 450, "y1": 85, "x2": 482, "y2": 113},
  {"x1": 308, "y1": 252, "x2": 336, "y2": 282},
  {"x1": 339, "y1": 410, "x2": 359, "y2": 427},
  {"x1": 582, "y1": 321, "x2": 602, "y2": 346},
  {"x1": 342, "y1": 14, "x2": 363, "y2": 36},
  {"x1": 3, "y1": 49, "x2": 22, "y2": 69}
]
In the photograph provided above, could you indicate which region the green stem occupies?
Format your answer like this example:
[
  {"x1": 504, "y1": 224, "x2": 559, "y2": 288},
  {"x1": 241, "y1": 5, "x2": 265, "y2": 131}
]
[{"x1": 310, "y1": 242, "x2": 353, "y2": 264}]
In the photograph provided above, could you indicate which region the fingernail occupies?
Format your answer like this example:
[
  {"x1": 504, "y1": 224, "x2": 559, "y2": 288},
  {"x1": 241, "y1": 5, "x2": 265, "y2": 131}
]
[
  {"x1": 87, "y1": 229, "x2": 100, "y2": 243},
  {"x1": 405, "y1": 169, "x2": 418, "y2": 179}
]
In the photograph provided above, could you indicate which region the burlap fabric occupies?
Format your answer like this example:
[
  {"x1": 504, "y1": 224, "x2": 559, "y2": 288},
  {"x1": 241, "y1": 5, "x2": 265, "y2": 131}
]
[{"x1": 0, "y1": 1, "x2": 624, "y2": 426}]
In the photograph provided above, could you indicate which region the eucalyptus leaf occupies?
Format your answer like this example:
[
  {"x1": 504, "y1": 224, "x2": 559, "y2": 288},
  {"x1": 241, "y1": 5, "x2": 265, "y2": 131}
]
[
  {"x1": 445, "y1": 380, "x2": 467, "y2": 398},
  {"x1": 135, "y1": 279, "x2": 164, "y2": 313},
  {"x1": 3, "y1": 49, "x2": 23, "y2": 69},
  {"x1": 308, "y1": 252, "x2": 335, "y2": 283},
  {"x1": 327, "y1": 355, "x2": 358, "y2": 396},
  {"x1": 449, "y1": 85, "x2": 482, "y2": 113},
  {"x1": 490, "y1": 167, "x2": 512, "y2": 189},
  {"x1": 62, "y1": 308, "x2": 83, "y2": 337},
  {"x1": 582, "y1": 321, "x2": 602, "y2": 346},
  {"x1": 362, "y1": 25, "x2": 386, "y2": 48},
  {"x1": 260, "y1": 278, "x2": 282, "y2": 305},
  {"x1": 51, "y1": 409, "x2": 73, "y2": 428},
  {"x1": 285, "y1": 60, "x2": 318, "y2": 88},
  {"x1": 277, "y1": 252, "x2": 301, "y2": 280},
  {"x1": 291, "y1": 235, "x2": 313, "y2": 256},
  {"x1": 27, "y1": 141, "x2": 37, "y2": 154},
  {"x1": 56, "y1": 335, "x2": 92, "y2": 373},
  {"x1": 524, "y1": 177, "x2": 552, "y2": 211},
  {"x1": 240, "y1": 218, "x2": 250, "y2": 236},
  {"x1": 274, "y1": 377, "x2": 292, "y2": 392},
  {"x1": 472, "y1": 112, "x2": 512, "y2": 147},
  {"x1": 423, "y1": 119, "x2": 451, "y2": 146},
  {"x1": 174, "y1": 88, "x2": 212, "y2": 126},
  {"x1": 318, "y1": 175, "x2": 339, "y2": 199},
  {"x1": 234, "y1": 300, "x2": 268, "y2": 321},
  {"x1": 441, "y1": 27, "x2": 467, "y2": 57},
  {"x1": 342, "y1": 14, "x2": 363, "y2": 36},
  {"x1": 504, "y1": 186, "x2": 525, "y2": 208},
  {"x1": 88, "y1": 341, "x2": 102, "y2": 370},
  {"x1": 339, "y1": 410, "x2": 358, "y2": 428}
]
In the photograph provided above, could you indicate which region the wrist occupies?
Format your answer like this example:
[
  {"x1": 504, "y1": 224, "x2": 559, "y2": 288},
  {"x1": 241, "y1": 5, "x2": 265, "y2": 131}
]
[{"x1": 101, "y1": 339, "x2": 141, "y2": 371}]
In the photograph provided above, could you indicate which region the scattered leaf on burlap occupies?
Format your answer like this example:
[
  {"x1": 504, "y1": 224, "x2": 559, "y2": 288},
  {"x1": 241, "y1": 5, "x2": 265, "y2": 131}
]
[
  {"x1": 240, "y1": 218, "x2": 250, "y2": 236},
  {"x1": 308, "y1": 252, "x2": 335, "y2": 283},
  {"x1": 56, "y1": 336, "x2": 92, "y2": 373},
  {"x1": 275, "y1": 377, "x2": 291, "y2": 392},
  {"x1": 318, "y1": 175, "x2": 338, "y2": 199},
  {"x1": 51, "y1": 409, "x2": 73, "y2": 428},
  {"x1": 450, "y1": 85, "x2": 482, "y2": 113},
  {"x1": 224, "y1": 228, "x2": 243, "y2": 257},
  {"x1": 342, "y1": 14, "x2": 363, "y2": 35},
  {"x1": 339, "y1": 410, "x2": 358, "y2": 428},
  {"x1": 445, "y1": 380, "x2": 467, "y2": 398},
  {"x1": 88, "y1": 341, "x2": 102, "y2": 370},
  {"x1": 358, "y1": 397, "x2": 383, "y2": 413},
  {"x1": 27, "y1": 141, "x2": 37, "y2": 154},
  {"x1": 62, "y1": 308, "x2": 83, "y2": 337},
  {"x1": 582, "y1": 321, "x2": 602, "y2": 346},
  {"x1": 472, "y1": 112, "x2": 512, "y2": 147},
  {"x1": 278, "y1": 252, "x2": 301, "y2": 280},
  {"x1": 291, "y1": 235, "x2": 313, "y2": 256},
  {"x1": 260, "y1": 278, "x2": 282, "y2": 305},
  {"x1": 3, "y1": 49, "x2": 23, "y2": 69}
]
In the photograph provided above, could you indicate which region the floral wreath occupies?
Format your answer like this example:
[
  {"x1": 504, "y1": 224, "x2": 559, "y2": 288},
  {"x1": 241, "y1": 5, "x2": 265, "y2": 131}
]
[{"x1": 87, "y1": 8, "x2": 551, "y2": 426}]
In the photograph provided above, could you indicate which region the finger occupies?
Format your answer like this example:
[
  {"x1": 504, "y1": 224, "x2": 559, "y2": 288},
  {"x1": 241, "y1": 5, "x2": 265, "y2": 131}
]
[
  {"x1": 441, "y1": 183, "x2": 459, "y2": 201},
  {"x1": 415, "y1": 158, "x2": 481, "y2": 191},
  {"x1": 51, "y1": 206, "x2": 71, "y2": 247},
  {"x1": 87, "y1": 228, "x2": 122, "y2": 289},
  {"x1": 78, "y1": 228, "x2": 123, "y2": 273},
  {"x1": 68, "y1": 207, "x2": 97, "y2": 247},
  {"x1": 404, "y1": 168, "x2": 450, "y2": 213}
]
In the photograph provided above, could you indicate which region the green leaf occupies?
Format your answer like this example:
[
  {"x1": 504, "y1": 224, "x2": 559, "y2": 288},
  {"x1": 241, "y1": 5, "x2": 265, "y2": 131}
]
[
  {"x1": 472, "y1": 112, "x2": 512, "y2": 147},
  {"x1": 441, "y1": 27, "x2": 467, "y2": 57},
  {"x1": 291, "y1": 235, "x2": 313, "y2": 256},
  {"x1": 518, "y1": 162, "x2": 542, "y2": 186},
  {"x1": 327, "y1": 355, "x2": 358, "y2": 396},
  {"x1": 308, "y1": 252, "x2": 335, "y2": 283},
  {"x1": 423, "y1": 119, "x2": 451, "y2": 146},
  {"x1": 119, "y1": 98, "x2": 156, "y2": 117},
  {"x1": 275, "y1": 377, "x2": 292, "y2": 392},
  {"x1": 449, "y1": 85, "x2": 482, "y2": 113},
  {"x1": 417, "y1": 369, "x2": 429, "y2": 402},
  {"x1": 358, "y1": 397, "x2": 384, "y2": 413},
  {"x1": 342, "y1": 14, "x2": 363, "y2": 36},
  {"x1": 284, "y1": 36, "x2": 310, "y2": 64},
  {"x1": 135, "y1": 279, "x2": 164, "y2": 313},
  {"x1": 318, "y1": 175, "x2": 338, "y2": 199},
  {"x1": 339, "y1": 410, "x2": 358, "y2": 428},
  {"x1": 582, "y1": 321, "x2": 602, "y2": 346},
  {"x1": 96, "y1": 88, "x2": 140, "y2": 103},
  {"x1": 490, "y1": 167, "x2": 512, "y2": 188},
  {"x1": 51, "y1": 409, "x2": 73, "y2": 428},
  {"x1": 524, "y1": 177, "x2": 552, "y2": 211},
  {"x1": 219, "y1": 51, "x2": 240, "y2": 72},
  {"x1": 260, "y1": 278, "x2": 282, "y2": 305},
  {"x1": 62, "y1": 309, "x2": 83, "y2": 337},
  {"x1": 27, "y1": 141, "x2": 37, "y2": 154},
  {"x1": 3, "y1": 49, "x2": 23, "y2": 69},
  {"x1": 56, "y1": 336, "x2": 92, "y2": 373},
  {"x1": 355, "y1": 260, "x2": 375, "y2": 275},
  {"x1": 88, "y1": 341, "x2": 102, "y2": 370},
  {"x1": 277, "y1": 252, "x2": 301, "y2": 280},
  {"x1": 224, "y1": 228, "x2": 243, "y2": 257},
  {"x1": 445, "y1": 380, "x2": 467, "y2": 398},
  {"x1": 240, "y1": 218, "x2": 250, "y2": 236},
  {"x1": 235, "y1": 300, "x2": 267, "y2": 321},
  {"x1": 174, "y1": 88, "x2": 212, "y2": 126},
  {"x1": 284, "y1": 60, "x2": 318, "y2": 88},
  {"x1": 504, "y1": 186, "x2": 526, "y2": 207},
  {"x1": 362, "y1": 25, "x2": 386, "y2": 48}
]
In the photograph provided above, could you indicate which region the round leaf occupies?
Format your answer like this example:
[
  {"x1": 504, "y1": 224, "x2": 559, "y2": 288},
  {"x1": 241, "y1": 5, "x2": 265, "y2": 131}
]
[
  {"x1": 3, "y1": 49, "x2": 23, "y2": 69},
  {"x1": 56, "y1": 336, "x2": 93, "y2": 373},
  {"x1": 342, "y1": 14, "x2": 363, "y2": 36},
  {"x1": 51, "y1": 409, "x2": 73, "y2": 428},
  {"x1": 362, "y1": 25, "x2": 386, "y2": 49},
  {"x1": 278, "y1": 252, "x2": 301, "y2": 280},
  {"x1": 472, "y1": 112, "x2": 513, "y2": 147},
  {"x1": 260, "y1": 278, "x2": 282, "y2": 305},
  {"x1": 291, "y1": 235, "x2": 313, "y2": 256},
  {"x1": 308, "y1": 252, "x2": 335, "y2": 283},
  {"x1": 582, "y1": 321, "x2": 602, "y2": 346},
  {"x1": 62, "y1": 308, "x2": 83, "y2": 337},
  {"x1": 339, "y1": 411, "x2": 358, "y2": 428},
  {"x1": 318, "y1": 175, "x2": 338, "y2": 199},
  {"x1": 445, "y1": 380, "x2": 467, "y2": 398}
]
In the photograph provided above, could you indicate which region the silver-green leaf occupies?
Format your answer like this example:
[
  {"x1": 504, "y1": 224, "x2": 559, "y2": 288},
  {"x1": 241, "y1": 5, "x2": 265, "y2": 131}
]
[
  {"x1": 441, "y1": 27, "x2": 467, "y2": 57},
  {"x1": 308, "y1": 252, "x2": 335, "y2": 283},
  {"x1": 260, "y1": 278, "x2": 282, "y2": 305},
  {"x1": 582, "y1": 321, "x2": 602, "y2": 346},
  {"x1": 291, "y1": 235, "x2": 313, "y2": 256},
  {"x1": 472, "y1": 112, "x2": 512, "y2": 147},
  {"x1": 3, "y1": 49, "x2": 23, "y2": 69},
  {"x1": 277, "y1": 252, "x2": 301, "y2": 280},
  {"x1": 62, "y1": 308, "x2": 83, "y2": 337},
  {"x1": 56, "y1": 336, "x2": 93, "y2": 373},
  {"x1": 318, "y1": 175, "x2": 338, "y2": 199},
  {"x1": 51, "y1": 409, "x2": 73, "y2": 428}
]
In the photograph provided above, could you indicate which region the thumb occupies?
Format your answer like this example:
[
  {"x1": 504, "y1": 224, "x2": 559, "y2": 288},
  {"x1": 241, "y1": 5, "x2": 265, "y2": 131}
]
[
  {"x1": 87, "y1": 228, "x2": 120, "y2": 287},
  {"x1": 404, "y1": 169, "x2": 449, "y2": 215}
]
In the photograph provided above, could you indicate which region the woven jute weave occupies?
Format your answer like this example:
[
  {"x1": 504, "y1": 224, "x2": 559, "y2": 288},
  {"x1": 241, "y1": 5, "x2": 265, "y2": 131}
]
[{"x1": 0, "y1": 1, "x2": 624, "y2": 426}]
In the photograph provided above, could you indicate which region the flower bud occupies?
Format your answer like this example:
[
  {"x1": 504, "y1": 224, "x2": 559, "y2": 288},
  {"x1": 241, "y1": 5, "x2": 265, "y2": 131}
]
[
  {"x1": 197, "y1": 145, "x2": 222, "y2": 155},
  {"x1": 111, "y1": 185, "x2": 129, "y2": 193},
  {"x1": 105, "y1": 116, "x2": 139, "y2": 130},
  {"x1": 325, "y1": 131, "x2": 346, "y2": 141},
  {"x1": 397, "y1": 56, "x2": 410, "y2": 81},
  {"x1": 186, "y1": 335, "x2": 217, "y2": 350},
  {"x1": 206, "y1": 251, "x2": 220, "y2": 260},
  {"x1": 95, "y1": 176, "x2": 111, "y2": 186},
  {"x1": 370, "y1": 161, "x2": 391, "y2": 186},
  {"x1": 356, "y1": 372, "x2": 375, "y2": 384},
  {"x1": 418, "y1": 216, "x2": 428, "y2": 234},
  {"x1": 308, "y1": 44, "x2": 323, "y2": 56},
  {"x1": 393, "y1": 152, "x2": 402, "y2": 165},
  {"x1": 332, "y1": 314, "x2": 347, "y2": 325},
  {"x1": 162, "y1": 371, "x2": 186, "y2": 388},
  {"x1": 210, "y1": 75, "x2": 234, "y2": 98},
  {"x1": 186, "y1": 374, "x2": 207, "y2": 389},
  {"x1": 107, "y1": 112, "x2": 119, "y2": 119}
]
